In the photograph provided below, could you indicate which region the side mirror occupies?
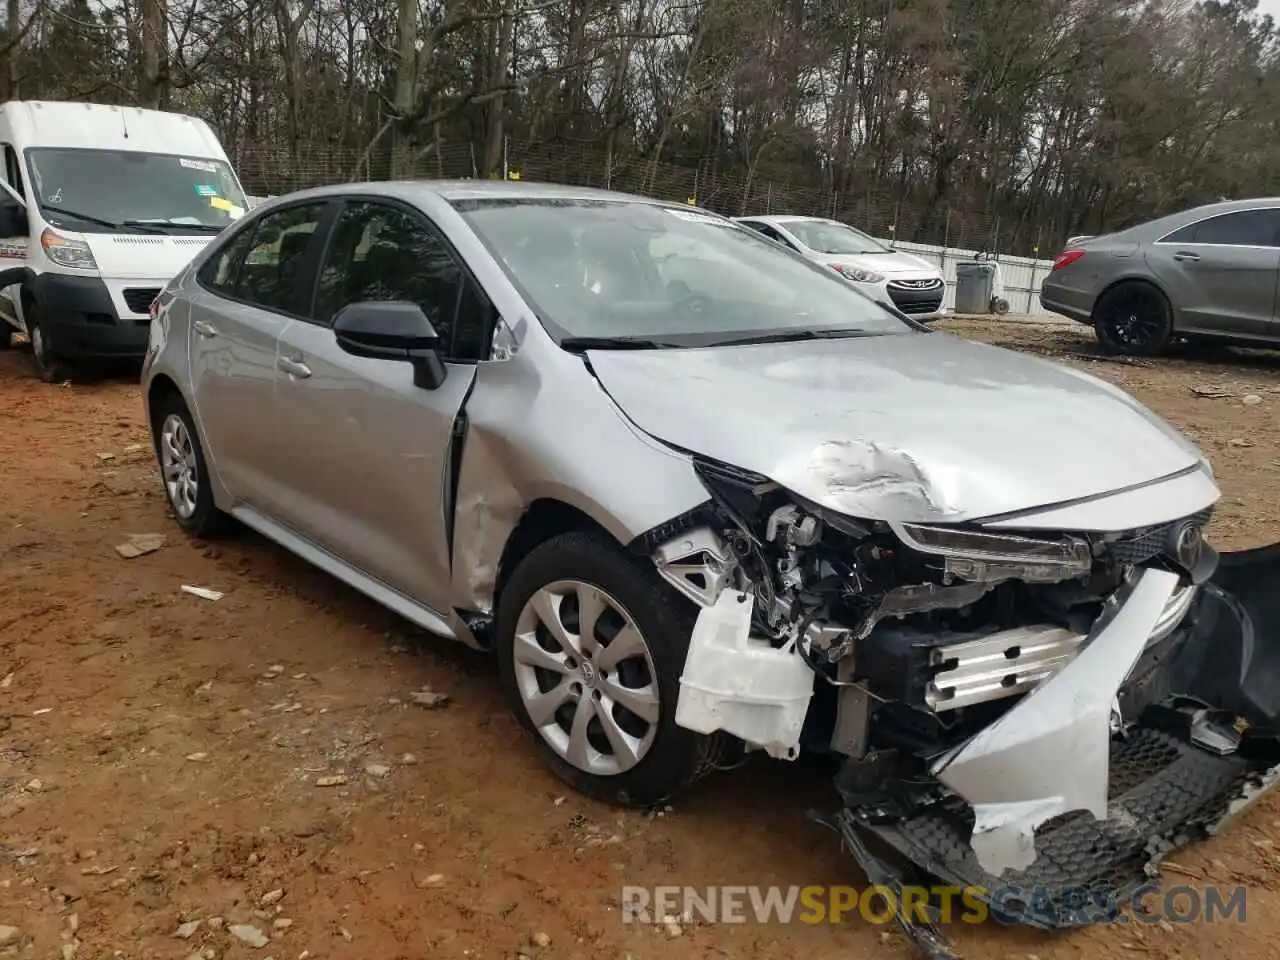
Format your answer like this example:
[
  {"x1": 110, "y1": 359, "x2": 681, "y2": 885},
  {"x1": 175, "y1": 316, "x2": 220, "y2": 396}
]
[
  {"x1": 332, "y1": 300, "x2": 447, "y2": 390},
  {"x1": 0, "y1": 200, "x2": 27, "y2": 240}
]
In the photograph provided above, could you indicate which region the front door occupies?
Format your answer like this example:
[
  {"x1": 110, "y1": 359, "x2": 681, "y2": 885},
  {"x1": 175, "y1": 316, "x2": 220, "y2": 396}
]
[
  {"x1": 187, "y1": 200, "x2": 331, "y2": 509},
  {"x1": 1145, "y1": 206, "x2": 1280, "y2": 339},
  {"x1": 270, "y1": 198, "x2": 490, "y2": 614},
  {"x1": 0, "y1": 143, "x2": 31, "y2": 336}
]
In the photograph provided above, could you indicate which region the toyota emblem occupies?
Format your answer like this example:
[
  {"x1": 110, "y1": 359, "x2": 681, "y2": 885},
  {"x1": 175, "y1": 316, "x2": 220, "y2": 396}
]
[{"x1": 1172, "y1": 522, "x2": 1204, "y2": 569}]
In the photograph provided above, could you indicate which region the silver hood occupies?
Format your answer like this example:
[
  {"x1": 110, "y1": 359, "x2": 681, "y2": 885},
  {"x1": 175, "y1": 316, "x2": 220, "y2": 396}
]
[{"x1": 587, "y1": 331, "x2": 1209, "y2": 525}]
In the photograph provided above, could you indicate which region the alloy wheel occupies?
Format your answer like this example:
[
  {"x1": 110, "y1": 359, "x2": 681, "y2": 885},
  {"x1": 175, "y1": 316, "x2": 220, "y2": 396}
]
[
  {"x1": 1106, "y1": 295, "x2": 1164, "y2": 348},
  {"x1": 159, "y1": 413, "x2": 200, "y2": 519},
  {"x1": 512, "y1": 579, "x2": 661, "y2": 776}
]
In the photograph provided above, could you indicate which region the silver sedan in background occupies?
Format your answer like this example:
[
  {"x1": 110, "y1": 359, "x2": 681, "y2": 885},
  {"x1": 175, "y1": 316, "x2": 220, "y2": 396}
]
[{"x1": 1041, "y1": 197, "x2": 1280, "y2": 355}]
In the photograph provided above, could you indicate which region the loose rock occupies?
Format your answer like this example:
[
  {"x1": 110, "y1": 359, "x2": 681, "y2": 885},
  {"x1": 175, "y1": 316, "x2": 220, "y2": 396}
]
[
  {"x1": 173, "y1": 920, "x2": 202, "y2": 939},
  {"x1": 364, "y1": 763, "x2": 390, "y2": 778},
  {"x1": 114, "y1": 533, "x2": 166, "y2": 559},
  {"x1": 315, "y1": 775, "x2": 348, "y2": 787},
  {"x1": 530, "y1": 931, "x2": 551, "y2": 948},
  {"x1": 0, "y1": 927, "x2": 21, "y2": 947},
  {"x1": 260, "y1": 888, "x2": 285, "y2": 906},
  {"x1": 409, "y1": 688, "x2": 451, "y2": 709},
  {"x1": 229, "y1": 923, "x2": 270, "y2": 948}
]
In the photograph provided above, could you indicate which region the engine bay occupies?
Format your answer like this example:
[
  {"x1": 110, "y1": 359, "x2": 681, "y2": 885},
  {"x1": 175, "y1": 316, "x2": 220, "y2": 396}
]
[{"x1": 650, "y1": 456, "x2": 1209, "y2": 766}]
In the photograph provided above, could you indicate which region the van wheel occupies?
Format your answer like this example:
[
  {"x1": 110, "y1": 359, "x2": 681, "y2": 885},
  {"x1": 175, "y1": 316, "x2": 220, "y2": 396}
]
[
  {"x1": 495, "y1": 530, "x2": 734, "y2": 808},
  {"x1": 26, "y1": 305, "x2": 74, "y2": 383}
]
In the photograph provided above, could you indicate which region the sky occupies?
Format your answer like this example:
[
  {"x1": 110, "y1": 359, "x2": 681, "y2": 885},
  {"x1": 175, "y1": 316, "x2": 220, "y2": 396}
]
[{"x1": 1260, "y1": 0, "x2": 1280, "y2": 19}]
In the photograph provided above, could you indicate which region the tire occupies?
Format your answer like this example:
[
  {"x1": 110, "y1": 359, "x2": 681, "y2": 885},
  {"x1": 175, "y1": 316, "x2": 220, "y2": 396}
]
[
  {"x1": 152, "y1": 392, "x2": 232, "y2": 538},
  {"x1": 1093, "y1": 282, "x2": 1174, "y2": 356},
  {"x1": 495, "y1": 530, "x2": 732, "y2": 807},
  {"x1": 25, "y1": 302, "x2": 75, "y2": 383}
]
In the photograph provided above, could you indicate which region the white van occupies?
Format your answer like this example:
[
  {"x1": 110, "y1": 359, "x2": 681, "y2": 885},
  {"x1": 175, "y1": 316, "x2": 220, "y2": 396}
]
[{"x1": 0, "y1": 101, "x2": 249, "y2": 381}]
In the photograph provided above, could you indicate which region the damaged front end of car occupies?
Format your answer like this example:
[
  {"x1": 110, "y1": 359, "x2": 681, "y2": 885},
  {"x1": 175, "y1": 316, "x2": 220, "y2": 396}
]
[{"x1": 643, "y1": 456, "x2": 1280, "y2": 958}]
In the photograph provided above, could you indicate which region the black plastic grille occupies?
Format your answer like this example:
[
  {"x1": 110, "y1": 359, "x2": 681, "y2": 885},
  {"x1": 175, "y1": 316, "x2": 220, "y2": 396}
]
[
  {"x1": 122, "y1": 287, "x2": 162, "y2": 316},
  {"x1": 864, "y1": 727, "x2": 1259, "y2": 928},
  {"x1": 1110, "y1": 509, "x2": 1212, "y2": 566},
  {"x1": 888, "y1": 286, "x2": 944, "y2": 314}
]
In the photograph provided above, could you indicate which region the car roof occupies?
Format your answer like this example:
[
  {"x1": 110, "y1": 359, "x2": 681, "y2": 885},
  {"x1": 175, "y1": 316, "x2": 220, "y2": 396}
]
[
  {"x1": 253, "y1": 179, "x2": 679, "y2": 209},
  {"x1": 735, "y1": 214, "x2": 833, "y2": 226}
]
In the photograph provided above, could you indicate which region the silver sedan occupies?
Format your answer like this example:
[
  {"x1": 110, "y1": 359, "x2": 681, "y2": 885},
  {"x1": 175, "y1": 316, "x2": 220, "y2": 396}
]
[{"x1": 140, "y1": 180, "x2": 1280, "y2": 925}]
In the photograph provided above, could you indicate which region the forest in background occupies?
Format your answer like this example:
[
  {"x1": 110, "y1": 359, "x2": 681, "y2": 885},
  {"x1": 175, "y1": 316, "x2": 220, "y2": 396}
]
[{"x1": 1, "y1": 0, "x2": 1277, "y2": 254}]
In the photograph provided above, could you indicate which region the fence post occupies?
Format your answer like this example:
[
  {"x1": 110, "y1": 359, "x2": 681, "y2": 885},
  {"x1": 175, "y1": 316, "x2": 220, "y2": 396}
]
[{"x1": 1027, "y1": 244, "x2": 1040, "y2": 314}]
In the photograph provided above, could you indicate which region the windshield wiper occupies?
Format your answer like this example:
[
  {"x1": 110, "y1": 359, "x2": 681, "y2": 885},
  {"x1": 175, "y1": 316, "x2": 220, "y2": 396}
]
[
  {"x1": 560, "y1": 336, "x2": 679, "y2": 352},
  {"x1": 119, "y1": 219, "x2": 192, "y2": 235},
  {"x1": 712, "y1": 329, "x2": 880, "y2": 347},
  {"x1": 124, "y1": 219, "x2": 224, "y2": 234},
  {"x1": 44, "y1": 207, "x2": 125, "y2": 231}
]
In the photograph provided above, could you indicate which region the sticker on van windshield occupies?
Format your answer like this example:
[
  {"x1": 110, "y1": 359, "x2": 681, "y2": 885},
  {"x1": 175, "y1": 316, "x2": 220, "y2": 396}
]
[
  {"x1": 665, "y1": 207, "x2": 727, "y2": 226},
  {"x1": 194, "y1": 184, "x2": 218, "y2": 197},
  {"x1": 179, "y1": 158, "x2": 218, "y2": 173},
  {"x1": 208, "y1": 196, "x2": 245, "y2": 219}
]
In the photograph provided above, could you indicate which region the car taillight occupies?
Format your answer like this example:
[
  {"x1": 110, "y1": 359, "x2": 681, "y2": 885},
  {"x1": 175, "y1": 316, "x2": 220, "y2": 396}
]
[{"x1": 1052, "y1": 249, "x2": 1086, "y2": 271}]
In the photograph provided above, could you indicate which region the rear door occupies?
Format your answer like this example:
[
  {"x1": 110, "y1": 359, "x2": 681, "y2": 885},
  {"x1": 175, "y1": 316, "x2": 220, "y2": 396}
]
[
  {"x1": 1145, "y1": 207, "x2": 1280, "y2": 338},
  {"x1": 186, "y1": 200, "x2": 334, "y2": 510},
  {"x1": 269, "y1": 197, "x2": 492, "y2": 614}
]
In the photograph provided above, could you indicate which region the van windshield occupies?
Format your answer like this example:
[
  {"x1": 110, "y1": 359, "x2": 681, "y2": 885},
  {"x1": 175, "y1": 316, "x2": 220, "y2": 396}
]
[{"x1": 24, "y1": 148, "x2": 248, "y2": 234}]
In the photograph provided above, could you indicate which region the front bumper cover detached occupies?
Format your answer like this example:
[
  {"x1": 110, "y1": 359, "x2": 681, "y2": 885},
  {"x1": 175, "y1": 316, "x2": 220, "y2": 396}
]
[{"x1": 827, "y1": 543, "x2": 1280, "y2": 959}]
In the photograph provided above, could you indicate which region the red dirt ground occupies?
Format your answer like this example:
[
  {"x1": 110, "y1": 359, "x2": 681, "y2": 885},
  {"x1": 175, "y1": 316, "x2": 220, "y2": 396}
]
[{"x1": 1, "y1": 317, "x2": 1278, "y2": 960}]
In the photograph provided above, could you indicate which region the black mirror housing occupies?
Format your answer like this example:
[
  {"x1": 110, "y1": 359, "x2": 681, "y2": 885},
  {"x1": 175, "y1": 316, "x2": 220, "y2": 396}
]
[
  {"x1": 332, "y1": 300, "x2": 447, "y2": 390},
  {"x1": 0, "y1": 201, "x2": 27, "y2": 240}
]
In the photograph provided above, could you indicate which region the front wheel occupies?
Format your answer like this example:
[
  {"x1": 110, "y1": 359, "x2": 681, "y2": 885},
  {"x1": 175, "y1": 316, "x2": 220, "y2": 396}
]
[
  {"x1": 1094, "y1": 283, "x2": 1174, "y2": 356},
  {"x1": 26, "y1": 304, "x2": 74, "y2": 383},
  {"x1": 495, "y1": 530, "x2": 731, "y2": 807}
]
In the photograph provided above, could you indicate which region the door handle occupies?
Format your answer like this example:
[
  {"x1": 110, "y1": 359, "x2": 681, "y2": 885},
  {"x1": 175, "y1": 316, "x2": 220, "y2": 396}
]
[
  {"x1": 193, "y1": 320, "x2": 219, "y2": 337},
  {"x1": 277, "y1": 355, "x2": 312, "y2": 379},
  {"x1": 1172, "y1": 251, "x2": 1201, "y2": 263}
]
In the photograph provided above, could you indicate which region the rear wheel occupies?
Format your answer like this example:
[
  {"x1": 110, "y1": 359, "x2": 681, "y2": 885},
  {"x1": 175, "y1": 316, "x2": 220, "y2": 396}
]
[
  {"x1": 153, "y1": 393, "x2": 232, "y2": 538},
  {"x1": 1093, "y1": 282, "x2": 1174, "y2": 356}
]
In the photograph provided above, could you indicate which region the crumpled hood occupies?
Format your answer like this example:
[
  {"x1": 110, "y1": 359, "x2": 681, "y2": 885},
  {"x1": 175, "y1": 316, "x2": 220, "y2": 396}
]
[
  {"x1": 79, "y1": 233, "x2": 214, "y2": 280},
  {"x1": 587, "y1": 332, "x2": 1207, "y2": 524},
  {"x1": 809, "y1": 249, "x2": 937, "y2": 276}
]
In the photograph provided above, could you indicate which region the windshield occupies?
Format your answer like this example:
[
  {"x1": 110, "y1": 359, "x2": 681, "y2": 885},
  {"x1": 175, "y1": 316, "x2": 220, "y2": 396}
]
[
  {"x1": 784, "y1": 219, "x2": 890, "y2": 255},
  {"x1": 453, "y1": 199, "x2": 914, "y2": 346},
  {"x1": 25, "y1": 148, "x2": 248, "y2": 233}
]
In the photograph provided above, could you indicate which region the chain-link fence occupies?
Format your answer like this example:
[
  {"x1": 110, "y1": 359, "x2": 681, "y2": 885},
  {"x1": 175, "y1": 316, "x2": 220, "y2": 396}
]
[{"x1": 232, "y1": 139, "x2": 1045, "y2": 257}]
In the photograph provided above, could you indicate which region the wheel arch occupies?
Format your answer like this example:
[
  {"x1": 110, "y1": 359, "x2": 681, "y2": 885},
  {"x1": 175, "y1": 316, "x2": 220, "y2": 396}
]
[
  {"x1": 493, "y1": 498, "x2": 618, "y2": 611},
  {"x1": 1090, "y1": 275, "x2": 1174, "y2": 324},
  {"x1": 146, "y1": 373, "x2": 188, "y2": 439}
]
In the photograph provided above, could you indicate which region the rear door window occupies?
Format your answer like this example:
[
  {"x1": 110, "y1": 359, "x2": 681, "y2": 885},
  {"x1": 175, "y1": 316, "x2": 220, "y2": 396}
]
[{"x1": 1160, "y1": 209, "x2": 1280, "y2": 247}]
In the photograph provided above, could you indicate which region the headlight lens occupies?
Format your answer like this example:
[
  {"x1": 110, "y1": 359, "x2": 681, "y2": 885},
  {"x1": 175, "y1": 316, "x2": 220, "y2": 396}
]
[
  {"x1": 40, "y1": 228, "x2": 98, "y2": 270},
  {"x1": 893, "y1": 521, "x2": 1093, "y2": 573},
  {"x1": 834, "y1": 264, "x2": 884, "y2": 283}
]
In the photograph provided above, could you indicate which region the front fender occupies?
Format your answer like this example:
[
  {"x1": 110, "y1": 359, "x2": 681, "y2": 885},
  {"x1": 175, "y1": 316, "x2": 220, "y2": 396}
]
[{"x1": 447, "y1": 338, "x2": 710, "y2": 616}]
